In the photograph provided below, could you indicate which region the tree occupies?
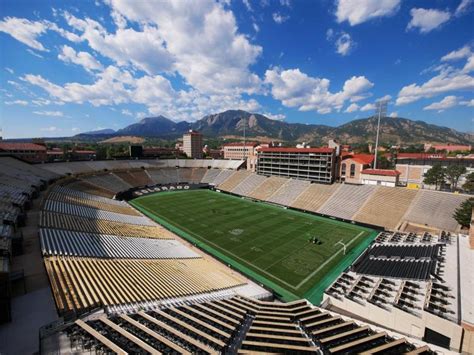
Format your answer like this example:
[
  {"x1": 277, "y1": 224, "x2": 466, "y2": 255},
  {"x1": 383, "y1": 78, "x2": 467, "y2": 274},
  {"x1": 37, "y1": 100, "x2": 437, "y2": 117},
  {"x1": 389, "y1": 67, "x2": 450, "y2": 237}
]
[
  {"x1": 463, "y1": 172, "x2": 474, "y2": 193},
  {"x1": 453, "y1": 198, "x2": 474, "y2": 229},
  {"x1": 423, "y1": 164, "x2": 446, "y2": 190},
  {"x1": 377, "y1": 156, "x2": 393, "y2": 169},
  {"x1": 445, "y1": 165, "x2": 467, "y2": 191}
]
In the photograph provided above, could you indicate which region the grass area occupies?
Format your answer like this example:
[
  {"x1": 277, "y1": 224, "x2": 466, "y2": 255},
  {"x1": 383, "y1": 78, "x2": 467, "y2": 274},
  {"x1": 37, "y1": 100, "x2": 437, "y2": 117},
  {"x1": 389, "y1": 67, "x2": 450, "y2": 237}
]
[{"x1": 131, "y1": 189, "x2": 377, "y2": 304}]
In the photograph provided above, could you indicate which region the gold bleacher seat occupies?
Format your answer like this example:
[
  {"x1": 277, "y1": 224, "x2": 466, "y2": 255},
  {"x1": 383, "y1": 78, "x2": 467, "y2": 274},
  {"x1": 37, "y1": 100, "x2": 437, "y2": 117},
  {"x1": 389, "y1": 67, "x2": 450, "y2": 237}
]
[{"x1": 44, "y1": 256, "x2": 245, "y2": 314}]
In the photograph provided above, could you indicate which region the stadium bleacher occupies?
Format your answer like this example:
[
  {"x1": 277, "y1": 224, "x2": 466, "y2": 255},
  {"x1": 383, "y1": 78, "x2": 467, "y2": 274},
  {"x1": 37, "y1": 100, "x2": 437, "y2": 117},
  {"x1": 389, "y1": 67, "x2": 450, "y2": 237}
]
[
  {"x1": 53, "y1": 295, "x2": 436, "y2": 354},
  {"x1": 231, "y1": 173, "x2": 267, "y2": 196},
  {"x1": 248, "y1": 176, "x2": 288, "y2": 200},
  {"x1": 39, "y1": 228, "x2": 200, "y2": 259},
  {"x1": 44, "y1": 256, "x2": 245, "y2": 315},
  {"x1": 40, "y1": 211, "x2": 176, "y2": 239},
  {"x1": 47, "y1": 189, "x2": 140, "y2": 216},
  {"x1": 290, "y1": 183, "x2": 341, "y2": 213},
  {"x1": 63, "y1": 179, "x2": 116, "y2": 198},
  {"x1": 212, "y1": 169, "x2": 236, "y2": 186},
  {"x1": 403, "y1": 190, "x2": 469, "y2": 231},
  {"x1": 353, "y1": 187, "x2": 419, "y2": 229},
  {"x1": 200, "y1": 169, "x2": 223, "y2": 185},
  {"x1": 43, "y1": 200, "x2": 154, "y2": 226},
  {"x1": 0, "y1": 157, "x2": 458, "y2": 353},
  {"x1": 318, "y1": 184, "x2": 376, "y2": 220},
  {"x1": 189, "y1": 168, "x2": 207, "y2": 183},
  {"x1": 217, "y1": 170, "x2": 251, "y2": 192},
  {"x1": 82, "y1": 173, "x2": 132, "y2": 194},
  {"x1": 113, "y1": 170, "x2": 154, "y2": 187},
  {"x1": 267, "y1": 178, "x2": 311, "y2": 206}
]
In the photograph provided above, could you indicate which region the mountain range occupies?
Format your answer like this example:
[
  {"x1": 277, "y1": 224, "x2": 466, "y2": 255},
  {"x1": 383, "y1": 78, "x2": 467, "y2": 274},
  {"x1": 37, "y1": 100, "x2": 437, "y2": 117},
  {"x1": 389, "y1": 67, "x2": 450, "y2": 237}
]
[{"x1": 77, "y1": 110, "x2": 472, "y2": 145}]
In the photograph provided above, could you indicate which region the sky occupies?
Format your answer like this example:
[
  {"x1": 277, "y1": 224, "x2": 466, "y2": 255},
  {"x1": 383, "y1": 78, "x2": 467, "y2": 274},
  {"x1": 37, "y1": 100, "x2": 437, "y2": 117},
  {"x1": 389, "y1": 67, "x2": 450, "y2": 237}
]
[{"x1": 0, "y1": 0, "x2": 473, "y2": 138}]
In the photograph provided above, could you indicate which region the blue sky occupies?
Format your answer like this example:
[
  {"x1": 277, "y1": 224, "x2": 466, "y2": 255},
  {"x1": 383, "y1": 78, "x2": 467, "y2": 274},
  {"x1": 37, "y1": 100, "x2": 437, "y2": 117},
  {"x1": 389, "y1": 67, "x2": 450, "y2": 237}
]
[{"x1": 0, "y1": 0, "x2": 473, "y2": 138}]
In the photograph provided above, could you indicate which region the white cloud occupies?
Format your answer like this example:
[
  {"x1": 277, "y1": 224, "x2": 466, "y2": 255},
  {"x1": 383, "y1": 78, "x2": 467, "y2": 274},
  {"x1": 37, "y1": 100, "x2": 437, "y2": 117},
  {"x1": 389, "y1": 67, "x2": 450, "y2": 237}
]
[
  {"x1": 423, "y1": 95, "x2": 458, "y2": 111},
  {"x1": 22, "y1": 65, "x2": 260, "y2": 122},
  {"x1": 23, "y1": 66, "x2": 134, "y2": 106},
  {"x1": 136, "y1": 112, "x2": 147, "y2": 119},
  {"x1": 326, "y1": 28, "x2": 334, "y2": 40},
  {"x1": 460, "y1": 98, "x2": 474, "y2": 107},
  {"x1": 407, "y1": 8, "x2": 451, "y2": 33},
  {"x1": 376, "y1": 94, "x2": 392, "y2": 102},
  {"x1": 31, "y1": 98, "x2": 63, "y2": 106},
  {"x1": 360, "y1": 103, "x2": 375, "y2": 111},
  {"x1": 264, "y1": 112, "x2": 286, "y2": 121},
  {"x1": 441, "y1": 45, "x2": 471, "y2": 61},
  {"x1": 280, "y1": 0, "x2": 291, "y2": 6},
  {"x1": 397, "y1": 49, "x2": 474, "y2": 105},
  {"x1": 242, "y1": 0, "x2": 252, "y2": 11},
  {"x1": 389, "y1": 111, "x2": 398, "y2": 117},
  {"x1": 64, "y1": 12, "x2": 174, "y2": 75},
  {"x1": 345, "y1": 103, "x2": 359, "y2": 112},
  {"x1": 71, "y1": 127, "x2": 79, "y2": 132},
  {"x1": 0, "y1": 17, "x2": 80, "y2": 52},
  {"x1": 40, "y1": 126, "x2": 60, "y2": 132},
  {"x1": 121, "y1": 109, "x2": 133, "y2": 116},
  {"x1": 103, "y1": 0, "x2": 263, "y2": 95},
  {"x1": 264, "y1": 67, "x2": 373, "y2": 114},
  {"x1": 26, "y1": 49, "x2": 44, "y2": 58},
  {"x1": 253, "y1": 23, "x2": 259, "y2": 32},
  {"x1": 58, "y1": 45, "x2": 103, "y2": 72},
  {"x1": 33, "y1": 110, "x2": 64, "y2": 117},
  {"x1": 5, "y1": 67, "x2": 14, "y2": 74},
  {"x1": 0, "y1": 17, "x2": 49, "y2": 51},
  {"x1": 326, "y1": 30, "x2": 355, "y2": 56},
  {"x1": 335, "y1": 0, "x2": 400, "y2": 26},
  {"x1": 335, "y1": 32, "x2": 354, "y2": 56},
  {"x1": 272, "y1": 13, "x2": 289, "y2": 24},
  {"x1": 455, "y1": 0, "x2": 473, "y2": 16},
  {"x1": 4, "y1": 100, "x2": 28, "y2": 106},
  {"x1": 396, "y1": 67, "x2": 474, "y2": 105},
  {"x1": 463, "y1": 54, "x2": 474, "y2": 72}
]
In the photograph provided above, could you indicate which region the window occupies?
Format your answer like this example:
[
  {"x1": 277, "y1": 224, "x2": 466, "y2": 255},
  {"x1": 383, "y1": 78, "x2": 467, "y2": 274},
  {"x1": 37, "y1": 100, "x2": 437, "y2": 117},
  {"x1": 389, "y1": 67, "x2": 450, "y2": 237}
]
[
  {"x1": 350, "y1": 163, "x2": 355, "y2": 177},
  {"x1": 341, "y1": 163, "x2": 346, "y2": 176}
]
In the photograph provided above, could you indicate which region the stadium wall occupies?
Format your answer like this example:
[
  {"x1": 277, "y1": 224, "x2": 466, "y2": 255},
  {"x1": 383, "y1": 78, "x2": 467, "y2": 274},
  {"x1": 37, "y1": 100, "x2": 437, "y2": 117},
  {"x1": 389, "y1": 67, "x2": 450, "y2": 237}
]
[{"x1": 323, "y1": 294, "x2": 464, "y2": 352}]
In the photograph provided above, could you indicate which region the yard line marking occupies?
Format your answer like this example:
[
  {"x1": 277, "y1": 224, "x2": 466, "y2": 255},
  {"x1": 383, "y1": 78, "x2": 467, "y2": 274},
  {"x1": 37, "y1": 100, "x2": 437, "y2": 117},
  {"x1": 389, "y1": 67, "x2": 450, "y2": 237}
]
[{"x1": 295, "y1": 231, "x2": 365, "y2": 289}]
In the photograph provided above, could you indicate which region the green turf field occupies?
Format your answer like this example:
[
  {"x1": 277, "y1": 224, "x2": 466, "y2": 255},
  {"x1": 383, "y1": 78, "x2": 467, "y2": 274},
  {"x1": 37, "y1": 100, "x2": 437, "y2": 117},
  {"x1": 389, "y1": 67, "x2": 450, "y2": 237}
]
[{"x1": 131, "y1": 189, "x2": 377, "y2": 304}]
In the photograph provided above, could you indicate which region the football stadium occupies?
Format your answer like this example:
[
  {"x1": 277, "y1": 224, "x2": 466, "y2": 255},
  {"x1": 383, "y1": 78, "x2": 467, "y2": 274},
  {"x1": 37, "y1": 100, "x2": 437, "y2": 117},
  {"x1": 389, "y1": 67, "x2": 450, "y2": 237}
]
[
  {"x1": 1, "y1": 2, "x2": 474, "y2": 352},
  {"x1": 131, "y1": 189, "x2": 377, "y2": 303},
  {"x1": 0, "y1": 155, "x2": 472, "y2": 354}
]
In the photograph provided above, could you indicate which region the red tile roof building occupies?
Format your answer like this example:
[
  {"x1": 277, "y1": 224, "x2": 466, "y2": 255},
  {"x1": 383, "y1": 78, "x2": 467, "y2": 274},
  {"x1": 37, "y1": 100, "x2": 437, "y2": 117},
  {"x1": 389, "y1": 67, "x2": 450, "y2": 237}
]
[
  {"x1": 339, "y1": 154, "x2": 375, "y2": 185},
  {"x1": 0, "y1": 142, "x2": 47, "y2": 163},
  {"x1": 361, "y1": 169, "x2": 401, "y2": 177},
  {"x1": 256, "y1": 146, "x2": 336, "y2": 183},
  {"x1": 425, "y1": 143, "x2": 471, "y2": 152},
  {"x1": 360, "y1": 169, "x2": 401, "y2": 187}
]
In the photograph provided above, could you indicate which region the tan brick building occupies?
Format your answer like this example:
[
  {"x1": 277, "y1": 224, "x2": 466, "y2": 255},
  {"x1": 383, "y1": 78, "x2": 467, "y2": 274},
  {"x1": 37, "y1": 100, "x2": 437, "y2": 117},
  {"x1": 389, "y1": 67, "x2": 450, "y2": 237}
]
[{"x1": 223, "y1": 142, "x2": 258, "y2": 160}]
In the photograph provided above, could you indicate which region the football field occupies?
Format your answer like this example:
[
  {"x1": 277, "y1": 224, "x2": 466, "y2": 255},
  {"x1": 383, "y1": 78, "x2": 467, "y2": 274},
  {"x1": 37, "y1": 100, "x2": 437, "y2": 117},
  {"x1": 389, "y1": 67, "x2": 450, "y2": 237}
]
[{"x1": 131, "y1": 189, "x2": 377, "y2": 304}]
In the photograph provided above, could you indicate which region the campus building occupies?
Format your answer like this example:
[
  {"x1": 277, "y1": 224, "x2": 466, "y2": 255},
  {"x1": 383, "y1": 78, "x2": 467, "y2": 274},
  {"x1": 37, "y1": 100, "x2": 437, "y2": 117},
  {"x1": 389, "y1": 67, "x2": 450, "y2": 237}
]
[
  {"x1": 339, "y1": 153, "x2": 374, "y2": 184},
  {"x1": 395, "y1": 153, "x2": 474, "y2": 189},
  {"x1": 360, "y1": 168, "x2": 401, "y2": 187},
  {"x1": 256, "y1": 147, "x2": 336, "y2": 183},
  {"x1": 223, "y1": 142, "x2": 258, "y2": 160},
  {"x1": 183, "y1": 130, "x2": 203, "y2": 159},
  {"x1": 0, "y1": 142, "x2": 47, "y2": 163}
]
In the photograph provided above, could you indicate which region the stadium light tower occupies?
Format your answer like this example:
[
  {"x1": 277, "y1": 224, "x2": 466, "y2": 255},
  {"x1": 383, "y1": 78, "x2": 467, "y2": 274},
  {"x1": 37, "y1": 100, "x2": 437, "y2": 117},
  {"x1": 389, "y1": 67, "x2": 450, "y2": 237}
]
[
  {"x1": 243, "y1": 116, "x2": 246, "y2": 161},
  {"x1": 373, "y1": 99, "x2": 388, "y2": 170},
  {"x1": 336, "y1": 240, "x2": 347, "y2": 255}
]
